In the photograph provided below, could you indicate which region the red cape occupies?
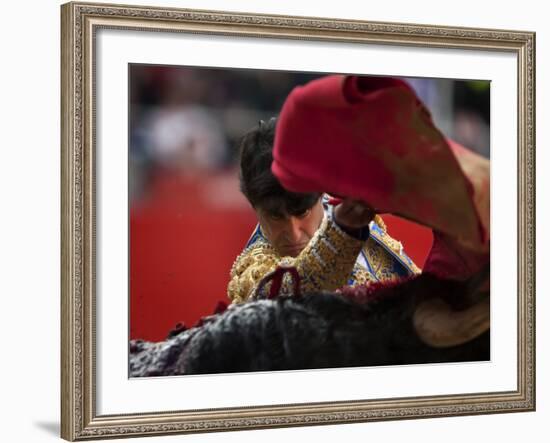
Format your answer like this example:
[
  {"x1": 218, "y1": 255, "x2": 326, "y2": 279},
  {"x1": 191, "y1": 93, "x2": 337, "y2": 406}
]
[{"x1": 272, "y1": 75, "x2": 489, "y2": 279}]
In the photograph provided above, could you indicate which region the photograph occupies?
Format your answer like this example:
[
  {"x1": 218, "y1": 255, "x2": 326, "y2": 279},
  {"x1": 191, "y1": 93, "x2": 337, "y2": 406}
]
[
  {"x1": 127, "y1": 65, "x2": 491, "y2": 377},
  {"x1": 59, "y1": 2, "x2": 535, "y2": 440}
]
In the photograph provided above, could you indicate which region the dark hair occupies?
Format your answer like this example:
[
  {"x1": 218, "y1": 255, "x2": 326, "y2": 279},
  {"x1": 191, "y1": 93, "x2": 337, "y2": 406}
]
[{"x1": 238, "y1": 117, "x2": 321, "y2": 216}]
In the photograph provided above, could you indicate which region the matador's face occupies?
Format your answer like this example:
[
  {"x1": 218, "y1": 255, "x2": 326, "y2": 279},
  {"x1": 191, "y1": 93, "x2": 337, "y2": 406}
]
[{"x1": 256, "y1": 199, "x2": 324, "y2": 258}]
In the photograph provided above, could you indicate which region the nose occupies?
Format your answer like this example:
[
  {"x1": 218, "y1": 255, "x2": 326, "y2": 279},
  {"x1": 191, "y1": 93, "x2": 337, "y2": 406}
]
[{"x1": 285, "y1": 216, "x2": 303, "y2": 243}]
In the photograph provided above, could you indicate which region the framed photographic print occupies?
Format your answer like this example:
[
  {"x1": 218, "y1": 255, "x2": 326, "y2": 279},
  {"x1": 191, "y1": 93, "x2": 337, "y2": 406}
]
[{"x1": 61, "y1": 1, "x2": 535, "y2": 440}]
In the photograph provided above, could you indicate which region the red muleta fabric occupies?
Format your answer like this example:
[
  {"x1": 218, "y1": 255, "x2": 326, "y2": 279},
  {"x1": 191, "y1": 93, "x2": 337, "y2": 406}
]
[{"x1": 272, "y1": 75, "x2": 489, "y2": 279}]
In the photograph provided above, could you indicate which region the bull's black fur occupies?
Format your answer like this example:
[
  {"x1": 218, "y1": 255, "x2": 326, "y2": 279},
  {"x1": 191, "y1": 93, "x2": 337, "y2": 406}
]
[{"x1": 129, "y1": 272, "x2": 489, "y2": 377}]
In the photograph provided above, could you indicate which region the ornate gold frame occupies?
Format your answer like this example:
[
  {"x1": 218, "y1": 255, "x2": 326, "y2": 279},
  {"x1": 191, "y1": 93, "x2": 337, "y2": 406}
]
[{"x1": 60, "y1": 1, "x2": 536, "y2": 440}]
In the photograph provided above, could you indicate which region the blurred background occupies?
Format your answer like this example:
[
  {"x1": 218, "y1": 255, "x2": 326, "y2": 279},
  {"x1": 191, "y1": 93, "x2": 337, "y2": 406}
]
[{"x1": 129, "y1": 64, "x2": 490, "y2": 341}]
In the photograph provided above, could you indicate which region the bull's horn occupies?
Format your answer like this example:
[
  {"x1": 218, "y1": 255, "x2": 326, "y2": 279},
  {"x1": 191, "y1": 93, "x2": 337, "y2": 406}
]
[{"x1": 413, "y1": 296, "x2": 490, "y2": 348}]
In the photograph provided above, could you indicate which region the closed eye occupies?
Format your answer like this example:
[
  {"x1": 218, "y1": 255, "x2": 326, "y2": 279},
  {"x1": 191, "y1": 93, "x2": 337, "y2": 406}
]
[
  {"x1": 267, "y1": 213, "x2": 284, "y2": 221},
  {"x1": 295, "y1": 209, "x2": 311, "y2": 219}
]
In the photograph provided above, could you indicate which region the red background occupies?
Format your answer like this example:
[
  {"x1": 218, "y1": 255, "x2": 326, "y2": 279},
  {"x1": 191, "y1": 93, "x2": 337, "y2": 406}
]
[{"x1": 130, "y1": 173, "x2": 433, "y2": 342}]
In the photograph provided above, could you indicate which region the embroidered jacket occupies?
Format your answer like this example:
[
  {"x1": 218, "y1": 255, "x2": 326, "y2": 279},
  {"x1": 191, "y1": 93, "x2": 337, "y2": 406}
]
[{"x1": 227, "y1": 203, "x2": 419, "y2": 304}]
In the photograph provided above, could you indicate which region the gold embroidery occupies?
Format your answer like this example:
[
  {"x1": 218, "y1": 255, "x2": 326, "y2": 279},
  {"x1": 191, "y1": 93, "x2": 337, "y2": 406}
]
[
  {"x1": 227, "y1": 213, "x2": 421, "y2": 304},
  {"x1": 227, "y1": 214, "x2": 364, "y2": 303},
  {"x1": 368, "y1": 220, "x2": 421, "y2": 276},
  {"x1": 373, "y1": 214, "x2": 387, "y2": 233},
  {"x1": 350, "y1": 264, "x2": 378, "y2": 286}
]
